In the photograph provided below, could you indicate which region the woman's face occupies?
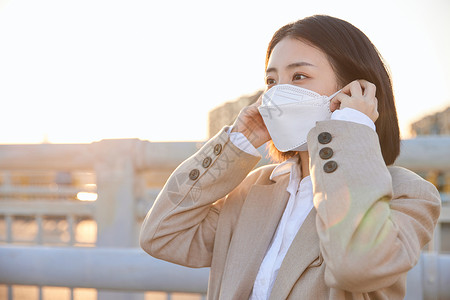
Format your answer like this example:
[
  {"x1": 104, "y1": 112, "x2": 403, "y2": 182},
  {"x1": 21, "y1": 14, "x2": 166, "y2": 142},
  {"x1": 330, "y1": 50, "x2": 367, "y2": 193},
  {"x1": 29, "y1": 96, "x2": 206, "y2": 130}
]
[{"x1": 265, "y1": 37, "x2": 339, "y2": 96}]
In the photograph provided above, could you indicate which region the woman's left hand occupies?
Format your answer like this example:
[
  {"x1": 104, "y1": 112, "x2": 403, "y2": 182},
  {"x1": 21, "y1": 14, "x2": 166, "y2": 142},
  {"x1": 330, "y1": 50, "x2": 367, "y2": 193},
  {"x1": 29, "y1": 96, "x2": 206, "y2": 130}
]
[{"x1": 330, "y1": 79, "x2": 379, "y2": 123}]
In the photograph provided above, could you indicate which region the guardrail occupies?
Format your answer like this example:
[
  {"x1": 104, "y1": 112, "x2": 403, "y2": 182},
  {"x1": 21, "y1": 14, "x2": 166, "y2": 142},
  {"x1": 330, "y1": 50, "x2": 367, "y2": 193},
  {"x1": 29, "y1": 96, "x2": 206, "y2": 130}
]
[
  {"x1": 0, "y1": 246, "x2": 209, "y2": 293},
  {"x1": 0, "y1": 246, "x2": 448, "y2": 299},
  {"x1": 0, "y1": 136, "x2": 449, "y2": 300}
]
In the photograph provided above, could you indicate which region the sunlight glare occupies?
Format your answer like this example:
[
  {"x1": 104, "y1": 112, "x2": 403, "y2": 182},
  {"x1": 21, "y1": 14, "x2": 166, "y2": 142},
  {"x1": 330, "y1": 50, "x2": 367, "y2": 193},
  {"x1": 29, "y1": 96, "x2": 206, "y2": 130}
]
[{"x1": 76, "y1": 192, "x2": 98, "y2": 202}]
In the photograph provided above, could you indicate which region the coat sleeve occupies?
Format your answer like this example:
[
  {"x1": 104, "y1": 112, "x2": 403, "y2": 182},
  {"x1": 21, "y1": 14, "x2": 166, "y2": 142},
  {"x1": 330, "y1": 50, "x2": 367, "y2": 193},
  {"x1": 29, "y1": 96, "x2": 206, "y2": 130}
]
[
  {"x1": 307, "y1": 120, "x2": 441, "y2": 293},
  {"x1": 139, "y1": 126, "x2": 261, "y2": 268}
]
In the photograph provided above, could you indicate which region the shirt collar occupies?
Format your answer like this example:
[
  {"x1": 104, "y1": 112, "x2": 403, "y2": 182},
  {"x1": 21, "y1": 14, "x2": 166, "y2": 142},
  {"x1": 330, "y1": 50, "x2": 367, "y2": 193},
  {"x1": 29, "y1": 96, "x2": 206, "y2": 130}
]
[{"x1": 269, "y1": 154, "x2": 301, "y2": 181}]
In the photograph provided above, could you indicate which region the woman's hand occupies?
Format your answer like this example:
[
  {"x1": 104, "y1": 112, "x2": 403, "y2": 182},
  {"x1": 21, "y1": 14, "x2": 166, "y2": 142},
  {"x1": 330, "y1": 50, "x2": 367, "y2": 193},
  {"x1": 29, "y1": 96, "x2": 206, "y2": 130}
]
[
  {"x1": 330, "y1": 80, "x2": 379, "y2": 123},
  {"x1": 230, "y1": 93, "x2": 271, "y2": 149}
]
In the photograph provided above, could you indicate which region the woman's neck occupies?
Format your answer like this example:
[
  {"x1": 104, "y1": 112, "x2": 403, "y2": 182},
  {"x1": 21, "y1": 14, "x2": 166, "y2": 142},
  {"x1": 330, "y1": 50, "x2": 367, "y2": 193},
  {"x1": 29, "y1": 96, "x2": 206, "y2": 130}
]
[{"x1": 298, "y1": 151, "x2": 310, "y2": 179}]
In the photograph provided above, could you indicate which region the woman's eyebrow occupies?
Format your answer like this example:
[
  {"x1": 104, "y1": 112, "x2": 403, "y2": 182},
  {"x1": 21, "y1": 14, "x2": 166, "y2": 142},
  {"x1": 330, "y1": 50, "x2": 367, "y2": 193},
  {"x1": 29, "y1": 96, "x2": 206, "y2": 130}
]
[{"x1": 266, "y1": 61, "x2": 316, "y2": 74}]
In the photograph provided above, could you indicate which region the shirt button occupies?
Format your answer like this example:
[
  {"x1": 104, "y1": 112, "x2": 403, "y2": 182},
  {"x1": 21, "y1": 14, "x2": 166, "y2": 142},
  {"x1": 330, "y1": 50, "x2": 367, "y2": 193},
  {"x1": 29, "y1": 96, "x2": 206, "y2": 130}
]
[
  {"x1": 319, "y1": 147, "x2": 333, "y2": 160},
  {"x1": 202, "y1": 157, "x2": 212, "y2": 168},
  {"x1": 323, "y1": 161, "x2": 338, "y2": 173},
  {"x1": 189, "y1": 169, "x2": 200, "y2": 180},
  {"x1": 213, "y1": 144, "x2": 222, "y2": 155},
  {"x1": 318, "y1": 132, "x2": 332, "y2": 144}
]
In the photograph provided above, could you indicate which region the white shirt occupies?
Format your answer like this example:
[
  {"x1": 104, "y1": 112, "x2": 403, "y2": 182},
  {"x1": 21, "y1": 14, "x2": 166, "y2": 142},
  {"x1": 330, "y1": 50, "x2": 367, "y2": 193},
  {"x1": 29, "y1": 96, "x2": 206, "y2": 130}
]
[
  {"x1": 250, "y1": 155, "x2": 313, "y2": 300},
  {"x1": 227, "y1": 108, "x2": 375, "y2": 300}
]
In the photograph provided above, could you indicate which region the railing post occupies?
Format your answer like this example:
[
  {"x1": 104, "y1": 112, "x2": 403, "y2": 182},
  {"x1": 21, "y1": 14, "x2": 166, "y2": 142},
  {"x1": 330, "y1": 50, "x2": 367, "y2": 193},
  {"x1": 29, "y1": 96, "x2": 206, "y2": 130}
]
[
  {"x1": 423, "y1": 252, "x2": 439, "y2": 300},
  {"x1": 93, "y1": 139, "x2": 140, "y2": 248},
  {"x1": 93, "y1": 139, "x2": 144, "y2": 300}
]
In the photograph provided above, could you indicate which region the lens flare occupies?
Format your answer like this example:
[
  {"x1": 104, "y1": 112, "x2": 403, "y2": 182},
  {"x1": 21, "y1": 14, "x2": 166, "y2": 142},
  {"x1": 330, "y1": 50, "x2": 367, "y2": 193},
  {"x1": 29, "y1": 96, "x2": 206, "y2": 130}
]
[{"x1": 76, "y1": 192, "x2": 98, "y2": 202}]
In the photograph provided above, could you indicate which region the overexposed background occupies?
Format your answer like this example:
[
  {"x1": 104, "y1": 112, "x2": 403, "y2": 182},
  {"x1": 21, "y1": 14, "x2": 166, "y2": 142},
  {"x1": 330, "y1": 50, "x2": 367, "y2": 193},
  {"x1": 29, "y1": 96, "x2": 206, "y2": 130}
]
[{"x1": 0, "y1": 0, "x2": 449, "y2": 144}]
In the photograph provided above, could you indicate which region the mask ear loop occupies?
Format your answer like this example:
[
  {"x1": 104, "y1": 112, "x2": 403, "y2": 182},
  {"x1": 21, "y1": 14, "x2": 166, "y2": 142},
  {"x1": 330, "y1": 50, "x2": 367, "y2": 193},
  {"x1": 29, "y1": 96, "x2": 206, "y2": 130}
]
[
  {"x1": 326, "y1": 90, "x2": 342, "y2": 113},
  {"x1": 328, "y1": 89, "x2": 342, "y2": 100}
]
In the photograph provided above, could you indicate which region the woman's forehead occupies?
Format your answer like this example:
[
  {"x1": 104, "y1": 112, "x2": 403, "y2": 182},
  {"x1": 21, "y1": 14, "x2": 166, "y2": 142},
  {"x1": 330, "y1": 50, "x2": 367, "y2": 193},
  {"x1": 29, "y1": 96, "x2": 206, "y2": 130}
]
[{"x1": 266, "y1": 37, "x2": 329, "y2": 72}]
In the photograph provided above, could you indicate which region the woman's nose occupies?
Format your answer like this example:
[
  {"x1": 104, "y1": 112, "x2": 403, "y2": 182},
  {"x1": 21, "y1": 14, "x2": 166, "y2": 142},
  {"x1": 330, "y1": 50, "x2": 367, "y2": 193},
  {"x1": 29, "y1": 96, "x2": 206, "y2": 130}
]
[{"x1": 277, "y1": 76, "x2": 290, "y2": 85}]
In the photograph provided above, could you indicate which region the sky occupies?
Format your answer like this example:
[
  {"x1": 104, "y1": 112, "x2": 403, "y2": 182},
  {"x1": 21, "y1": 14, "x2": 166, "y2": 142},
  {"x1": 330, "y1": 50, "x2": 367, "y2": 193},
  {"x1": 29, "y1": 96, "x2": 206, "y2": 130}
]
[{"x1": 0, "y1": 0, "x2": 449, "y2": 144}]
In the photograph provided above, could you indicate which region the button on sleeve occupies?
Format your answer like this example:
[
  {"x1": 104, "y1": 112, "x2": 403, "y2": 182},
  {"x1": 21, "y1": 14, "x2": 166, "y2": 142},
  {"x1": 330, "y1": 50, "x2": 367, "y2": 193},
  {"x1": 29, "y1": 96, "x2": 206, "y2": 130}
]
[
  {"x1": 319, "y1": 147, "x2": 333, "y2": 160},
  {"x1": 213, "y1": 144, "x2": 222, "y2": 155},
  {"x1": 323, "y1": 161, "x2": 338, "y2": 173},
  {"x1": 189, "y1": 169, "x2": 200, "y2": 180},
  {"x1": 202, "y1": 157, "x2": 212, "y2": 168},
  {"x1": 318, "y1": 132, "x2": 332, "y2": 144}
]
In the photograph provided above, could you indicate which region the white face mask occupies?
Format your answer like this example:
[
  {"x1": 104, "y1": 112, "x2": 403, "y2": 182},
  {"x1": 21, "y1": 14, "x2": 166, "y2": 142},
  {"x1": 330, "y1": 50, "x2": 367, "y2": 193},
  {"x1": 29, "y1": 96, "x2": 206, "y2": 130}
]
[{"x1": 258, "y1": 84, "x2": 340, "y2": 152}]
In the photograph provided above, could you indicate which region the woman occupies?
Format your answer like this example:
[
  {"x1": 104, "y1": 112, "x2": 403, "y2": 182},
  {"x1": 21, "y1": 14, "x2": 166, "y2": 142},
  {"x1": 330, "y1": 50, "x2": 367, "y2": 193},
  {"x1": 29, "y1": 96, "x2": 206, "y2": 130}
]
[{"x1": 140, "y1": 15, "x2": 441, "y2": 299}]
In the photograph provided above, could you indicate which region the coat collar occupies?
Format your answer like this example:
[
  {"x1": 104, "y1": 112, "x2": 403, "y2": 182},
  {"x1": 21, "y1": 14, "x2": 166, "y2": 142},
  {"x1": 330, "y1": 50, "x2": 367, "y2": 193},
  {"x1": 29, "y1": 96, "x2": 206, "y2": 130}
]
[
  {"x1": 218, "y1": 173, "x2": 291, "y2": 299},
  {"x1": 269, "y1": 208, "x2": 320, "y2": 300},
  {"x1": 269, "y1": 154, "x2": 301, "y2": 182},
  {"x1": 218, "y1": 168, "x2": 320, "y2": 299}
]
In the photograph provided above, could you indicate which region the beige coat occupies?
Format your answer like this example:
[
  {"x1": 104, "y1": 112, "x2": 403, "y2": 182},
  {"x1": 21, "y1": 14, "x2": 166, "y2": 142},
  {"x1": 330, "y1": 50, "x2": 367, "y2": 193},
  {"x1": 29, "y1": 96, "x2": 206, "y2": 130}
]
[{"x1": 140, "y1": 120, "x2": 441, "y2": 299}]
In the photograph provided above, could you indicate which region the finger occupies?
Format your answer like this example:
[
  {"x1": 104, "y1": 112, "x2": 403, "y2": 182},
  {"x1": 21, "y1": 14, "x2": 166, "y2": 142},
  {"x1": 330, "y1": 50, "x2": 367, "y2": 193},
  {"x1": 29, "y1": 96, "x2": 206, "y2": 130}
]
[
  {"x1": 329, "y1": 92, "x2": 341, "y2": 112},
  {"x1": 370, "y1": 96, "x2": 379, "y2": 122},
  {"x1": 330, "y1": 92, "x2": 351, "y2": 111},
  {"x1": 350, "y1": 80, "x2": 363, "y2": 97},
  {"x1": 341, "y1": 82, "x2": 351, "y2": 95},
  {"x1": 329, "y1": 97, "x2": 340, "y2": 112},
  {"x1": 341, "y1": 80, "x2": 362, "y2": 97},
  {"x1": 358, "y1": 80, "x2": 376, "y2": 99},
  {"x1": 334, "y1": 92, "x2": 352, "y2": 105},
  {"x1": 253, "y1": 94, "x2": 264, "y2": 106}
]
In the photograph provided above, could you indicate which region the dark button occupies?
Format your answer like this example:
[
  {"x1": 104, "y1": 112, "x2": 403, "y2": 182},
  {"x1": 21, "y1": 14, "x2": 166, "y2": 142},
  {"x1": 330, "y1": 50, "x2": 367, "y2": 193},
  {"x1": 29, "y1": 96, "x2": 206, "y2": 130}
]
[
  {"x1": 202, "y1": 157, "x2": 212, "y2": 168},
  {"x1": 189, "y1": 169, "x2": 200, "y2": 180},
  {"x1": 213, "y1": 144, "x2": 222, "y2": 155},
  {"x1": 323, "y1": 161, "x2": 338, "y2": 173},
  {"x1": 318, "y1": 132, "x2": 332, "y2": 144},
  {"x1": 319, "y1": 147, "x2": 333, "y2": 160}
]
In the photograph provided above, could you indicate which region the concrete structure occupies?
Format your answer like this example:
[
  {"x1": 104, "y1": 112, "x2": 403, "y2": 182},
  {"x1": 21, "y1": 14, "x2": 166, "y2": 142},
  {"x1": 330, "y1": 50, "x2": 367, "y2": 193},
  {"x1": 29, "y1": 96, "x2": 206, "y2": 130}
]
[
  {"x1": 207, "y1": 89, "x2": 263, "y2": 138},
  {"x1": 411, "y1": 106, "x2": 450, "y2": 136},
  {"x1": 0, "y1": 140, "x2": 203, "y2": 300},
  {"x1": 0, "y1": 246, "x2": 449, "y2": 299}
]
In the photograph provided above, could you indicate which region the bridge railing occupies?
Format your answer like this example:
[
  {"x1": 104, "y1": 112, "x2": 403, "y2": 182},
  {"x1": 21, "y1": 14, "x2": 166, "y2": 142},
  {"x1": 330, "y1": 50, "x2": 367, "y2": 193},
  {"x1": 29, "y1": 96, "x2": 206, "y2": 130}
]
[{"x1": 0, "y1": 136, "x2": 449, "y2": 300}]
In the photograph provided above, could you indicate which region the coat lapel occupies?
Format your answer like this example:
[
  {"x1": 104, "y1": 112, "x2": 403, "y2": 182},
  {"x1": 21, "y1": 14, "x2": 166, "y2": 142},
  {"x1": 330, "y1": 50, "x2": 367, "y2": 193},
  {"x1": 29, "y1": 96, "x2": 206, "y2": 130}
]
[
  {"x1": 219, "y1": 173, "x2": 291, "y2": 299},
  {"x1": 269, "y1": 208, "x2": 320, "y2": 300}
]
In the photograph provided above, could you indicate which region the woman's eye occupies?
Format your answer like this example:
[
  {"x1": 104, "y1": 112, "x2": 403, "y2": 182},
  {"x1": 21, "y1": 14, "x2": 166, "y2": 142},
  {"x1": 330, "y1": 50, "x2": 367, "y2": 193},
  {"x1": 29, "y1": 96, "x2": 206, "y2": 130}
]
[
  {"x1": 293, "y1": 73, "x2": 307, "y2": 81},
  {"x1": 266, "y1": 78, "x2": 276, "y2": 86}
]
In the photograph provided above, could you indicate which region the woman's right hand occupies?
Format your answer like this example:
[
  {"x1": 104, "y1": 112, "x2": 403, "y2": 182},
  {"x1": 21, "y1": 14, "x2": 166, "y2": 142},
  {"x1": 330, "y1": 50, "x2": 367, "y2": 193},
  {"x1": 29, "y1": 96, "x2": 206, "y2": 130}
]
[{"x1": 230, "y1": 93, "x2": 271, "y2": 149}]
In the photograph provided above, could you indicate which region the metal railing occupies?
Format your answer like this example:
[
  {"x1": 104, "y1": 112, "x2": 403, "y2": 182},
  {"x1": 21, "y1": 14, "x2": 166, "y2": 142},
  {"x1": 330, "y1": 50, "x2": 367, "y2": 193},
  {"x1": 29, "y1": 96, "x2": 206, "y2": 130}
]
[
  {"x1": 0, "y1": 246, "x2": 448, "y2": 299},
  {"x1": 0, "y1": 136, "x2": 449, "y2": 300},
  {"x1": 0, "y1": 246, "x2": 209, "y2": 293}
]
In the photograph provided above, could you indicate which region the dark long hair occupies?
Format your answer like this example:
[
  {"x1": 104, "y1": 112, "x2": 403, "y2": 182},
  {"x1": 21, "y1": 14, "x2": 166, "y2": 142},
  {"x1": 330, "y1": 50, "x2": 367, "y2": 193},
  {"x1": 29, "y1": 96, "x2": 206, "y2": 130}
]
[{"x1": 265, "y1": 15, "x2": 400, "y2": 165}]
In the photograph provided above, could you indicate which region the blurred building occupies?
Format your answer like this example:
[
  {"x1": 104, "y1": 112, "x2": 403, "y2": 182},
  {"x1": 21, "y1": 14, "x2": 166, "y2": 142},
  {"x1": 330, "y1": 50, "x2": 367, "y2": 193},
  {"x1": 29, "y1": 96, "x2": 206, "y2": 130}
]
[
  {"x1": 208, "y1": 90, "x2": 263, "y2": 138},
  {"x1": 411, "y1": 106, "x2": 450, "y2": 136},
  {"x1": 409, "y1": 105, "x2": 450, "y2": 252}
]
